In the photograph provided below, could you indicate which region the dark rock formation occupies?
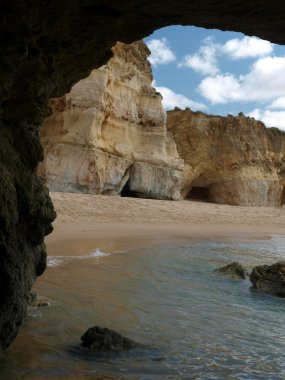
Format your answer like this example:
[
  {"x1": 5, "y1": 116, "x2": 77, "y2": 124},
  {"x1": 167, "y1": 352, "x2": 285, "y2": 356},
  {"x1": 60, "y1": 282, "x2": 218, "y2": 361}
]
[
  {"x1": 0, "y1": 126, "x2": 56, "y2": 349},
  {"x1": 81, "y1": 326, "x2": 137, "y2": 351},
  {"x1": 167, "y1": 110, "x2": 285, "y2": 206},
  {"x1": 250, "y1": 261, "x2": 285, "y2": 297},
  {"x1": 215, "y1": 262, "x2": 248, "y2": 280},
  {"x1": 1, "y1": 1, "x2": 285, "y2": 348}
]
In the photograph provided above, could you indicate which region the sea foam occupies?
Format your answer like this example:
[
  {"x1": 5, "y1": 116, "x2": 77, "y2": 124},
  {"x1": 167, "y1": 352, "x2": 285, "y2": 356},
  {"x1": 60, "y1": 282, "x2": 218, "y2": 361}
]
[{"x1": 47, "y1": 248, "x2": 110, "y2": 267}]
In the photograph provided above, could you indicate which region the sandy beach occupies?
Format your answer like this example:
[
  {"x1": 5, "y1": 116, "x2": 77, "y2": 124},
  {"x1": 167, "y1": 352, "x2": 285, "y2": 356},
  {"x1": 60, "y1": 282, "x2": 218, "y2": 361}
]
[{"x1": 46, "y1": 192, "x2": 285, "y2": 255}]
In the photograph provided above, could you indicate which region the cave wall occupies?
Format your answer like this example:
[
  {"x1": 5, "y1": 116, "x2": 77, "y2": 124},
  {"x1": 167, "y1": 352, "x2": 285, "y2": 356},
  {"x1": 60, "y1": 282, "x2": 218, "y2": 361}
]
[
  {"x1": 1, "y1": 0, "x2": 285, "y2": 348},
  {"x1": 0, "y1": 123, "x2": 56, "y2": 349}
]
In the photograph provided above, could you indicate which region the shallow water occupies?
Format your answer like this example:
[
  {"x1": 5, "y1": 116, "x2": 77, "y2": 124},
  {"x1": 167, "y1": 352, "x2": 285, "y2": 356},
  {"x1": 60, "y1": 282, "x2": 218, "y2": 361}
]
[{"x1": 1, "y1": 237, "x2": 285, "y2": 379}]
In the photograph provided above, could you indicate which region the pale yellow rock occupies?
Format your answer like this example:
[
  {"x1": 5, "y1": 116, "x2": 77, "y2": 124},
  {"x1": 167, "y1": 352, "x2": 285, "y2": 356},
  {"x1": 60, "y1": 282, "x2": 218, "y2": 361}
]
[
  {"x1": 167, "y1": 109, "x2": 285, "y2": 206},
  {"x1": 39, "y1": 41, "x2": 184, "y2": 200}
]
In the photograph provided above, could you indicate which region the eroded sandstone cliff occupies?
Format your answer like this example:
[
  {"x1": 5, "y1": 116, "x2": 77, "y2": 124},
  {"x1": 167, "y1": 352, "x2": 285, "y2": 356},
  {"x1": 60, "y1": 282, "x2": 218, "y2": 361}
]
[
  {"x1": 167, "y1": 110, "x2": 285, "y2": 206},
  {"x1": 38, "y1": 41, "x2": 184, "y2": 200},
  {"x1": 2, "y1": 0, "x2": 285, "y2": 348}
]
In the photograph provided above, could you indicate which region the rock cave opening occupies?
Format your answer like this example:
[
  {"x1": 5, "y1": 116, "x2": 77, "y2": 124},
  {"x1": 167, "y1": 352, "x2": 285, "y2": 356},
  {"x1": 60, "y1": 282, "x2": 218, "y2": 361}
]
[
  {"x1": 186, "y1": 186, "x2": 211, "y2": 202},
  {"x1": 120, "y1": 180, "x2": 138, "y2": 198}
]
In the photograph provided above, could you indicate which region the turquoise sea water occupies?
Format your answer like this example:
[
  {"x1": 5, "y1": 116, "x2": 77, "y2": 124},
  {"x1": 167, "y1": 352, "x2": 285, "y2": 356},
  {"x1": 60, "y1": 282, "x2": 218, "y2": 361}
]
[{"x1": 1, "y1": 237, "x2": 285, "y2": 380}]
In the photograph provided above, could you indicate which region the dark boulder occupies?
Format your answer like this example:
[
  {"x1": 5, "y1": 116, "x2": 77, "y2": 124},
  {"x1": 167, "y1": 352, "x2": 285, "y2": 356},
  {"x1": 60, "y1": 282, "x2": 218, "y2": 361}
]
[
  {"x1": 81, "y1": 326, "x2": 138, "y2": 351},
  {"x1": 215, "y1": 262, "x2": 248, "y2": 279},
  {"x1": 250, "y1": 261, "x2": 285, "y2": 297}
]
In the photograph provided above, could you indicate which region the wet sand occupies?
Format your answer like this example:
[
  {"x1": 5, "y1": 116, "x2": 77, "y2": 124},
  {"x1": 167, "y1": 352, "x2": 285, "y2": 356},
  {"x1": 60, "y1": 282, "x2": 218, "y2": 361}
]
[{"x1": 46, "y1": 192, "x2": 285, "y2": 255}]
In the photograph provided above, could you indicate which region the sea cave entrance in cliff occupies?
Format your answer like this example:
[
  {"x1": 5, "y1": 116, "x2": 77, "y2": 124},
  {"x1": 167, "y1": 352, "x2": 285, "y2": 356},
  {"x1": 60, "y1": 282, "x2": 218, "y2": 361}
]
[
  {"x1": 186, "y1": 186, "x2": 211, "y2": 202},
  {"x1": 121, "y1": 180, "x2": 138, "y2": 198}
]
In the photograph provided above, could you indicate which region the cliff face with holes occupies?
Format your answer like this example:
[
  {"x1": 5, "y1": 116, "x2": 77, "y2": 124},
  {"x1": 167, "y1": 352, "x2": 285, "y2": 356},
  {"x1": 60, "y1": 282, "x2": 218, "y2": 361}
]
[
  {"x1": 167, "y1": 110, "x2": 285, "y2": 206},
  {"x1": 38, "y1": 41, "x2": 184, "y2": 200}
]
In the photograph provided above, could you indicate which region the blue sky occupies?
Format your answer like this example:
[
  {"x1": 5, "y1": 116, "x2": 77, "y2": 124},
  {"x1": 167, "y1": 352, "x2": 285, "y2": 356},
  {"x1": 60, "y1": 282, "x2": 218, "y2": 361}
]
[{"x1": 144, "y1": 26, "x2": 285, "y2": 130}]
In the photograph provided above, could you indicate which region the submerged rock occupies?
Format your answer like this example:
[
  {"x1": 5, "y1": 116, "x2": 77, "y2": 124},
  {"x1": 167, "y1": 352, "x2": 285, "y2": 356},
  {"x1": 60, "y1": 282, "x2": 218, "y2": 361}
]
[
  {"x1": 81, "y1": 326, "x2": 137, "y2": 351},
  {"x1": 215, "y1": 262, "x2": 248, "y2": 279},
  {"x1": 250, "y1": 261, "x2": 285, "y2": 297}
]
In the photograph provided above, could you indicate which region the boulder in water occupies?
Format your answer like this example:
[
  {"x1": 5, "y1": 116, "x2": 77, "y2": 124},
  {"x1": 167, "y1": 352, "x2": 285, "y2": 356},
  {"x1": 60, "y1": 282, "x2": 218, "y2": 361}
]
[
  {"x1": 81, "y1": 326, "x2": 138, "y2": 351},
  {"x1": 250, "y1": 261, "x2": 285, "y2": 297},
  {"x1": 214, "y1": 262, "x2": 248, "y2": 279}
]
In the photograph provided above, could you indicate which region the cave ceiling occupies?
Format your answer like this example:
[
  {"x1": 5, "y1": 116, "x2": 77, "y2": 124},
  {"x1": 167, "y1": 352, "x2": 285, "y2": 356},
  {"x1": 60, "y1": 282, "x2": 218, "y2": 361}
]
[{"x1": 1, "y1": 0, "x2": 285, "y2": 121}]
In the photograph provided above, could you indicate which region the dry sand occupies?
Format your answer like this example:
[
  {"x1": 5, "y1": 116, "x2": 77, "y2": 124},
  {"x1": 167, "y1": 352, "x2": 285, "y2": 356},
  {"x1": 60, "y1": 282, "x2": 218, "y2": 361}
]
[{"x1": 46, "y1": 192, "x2": 285, "y2": 255}]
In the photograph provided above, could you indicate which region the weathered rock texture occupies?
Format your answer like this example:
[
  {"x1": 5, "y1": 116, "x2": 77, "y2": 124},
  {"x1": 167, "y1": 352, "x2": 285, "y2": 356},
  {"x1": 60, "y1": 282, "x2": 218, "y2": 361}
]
[
  {"x1": 167, "y1": 110, "x2": 285, "y2": 206},
  {"x1": 250, "y1": 262, "x2": 285, "y2": 297},
  {"x1": 2, "y1": 1, "x2": 285, "y2": 348},
  {"x1": 0, "y1": 127, "x2": 56, "y2": 349},
  {"x1": 38, "y1": 41, "x2": 183, "y2": 200}
]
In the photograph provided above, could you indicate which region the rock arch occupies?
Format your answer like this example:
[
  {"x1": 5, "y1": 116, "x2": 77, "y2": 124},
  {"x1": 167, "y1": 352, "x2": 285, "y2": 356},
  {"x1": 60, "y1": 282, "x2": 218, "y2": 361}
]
[{"x1": 1, "y1": 1, "x2": 285, "y2": 348}]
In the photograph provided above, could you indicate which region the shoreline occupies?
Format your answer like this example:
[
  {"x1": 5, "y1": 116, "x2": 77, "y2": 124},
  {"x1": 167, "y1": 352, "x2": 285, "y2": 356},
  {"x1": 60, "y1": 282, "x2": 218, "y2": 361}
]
[{"x1": 45, "y1": 192, "x2": 285, "y2": 256}]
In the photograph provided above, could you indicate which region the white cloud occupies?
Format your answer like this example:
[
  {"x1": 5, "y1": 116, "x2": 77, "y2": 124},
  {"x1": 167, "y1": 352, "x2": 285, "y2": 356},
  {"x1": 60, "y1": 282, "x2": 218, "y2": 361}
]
[
  {"x1": 198, "y1": 55, "x2": 285, "y2": 104},
  {"x1": 178, "y1": 37, "x2": 219, "y2": 75},
  {"x1": 198, "y1": 74, "x2": 240, "y2": 104},
  {"x1": 247, "y1": 108, "x2": 285, "y2": 130},
  {"x1": 146, "y1": 38, "x2": 176, "y2": 67},
  {"x1": 247, "y1": 109, "x2": 262, "y2": 120},
  {"x1": 178, "y1": 35, "x2": 273, "y2": 78},
  {"x1": 269, "y1": 97, "x2": 285, "y2": 109},
  {"x1": 221, "y1": 36, "x2": 273, "y2": 59},
  {"x1": 154, "y1": 84, "x2": 207, "y2": 111}
]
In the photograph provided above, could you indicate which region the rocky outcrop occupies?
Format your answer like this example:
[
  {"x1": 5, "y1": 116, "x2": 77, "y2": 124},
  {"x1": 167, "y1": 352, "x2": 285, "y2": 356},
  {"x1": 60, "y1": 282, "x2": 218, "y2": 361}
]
[
  {"x1": 81, "y1": 326, "x2": 138, "y2": 351},
  {"x1": 2, "y1": 0, "x2": 285, "y2": 348},
  {"x1": 38, "y1": 41, "x2": 184, "y2": 200},
  {"x1": 167, "y1": 110, "x2": 285, "y2": 206},
  {"x1": 0, "y1": 127, "x2": 56, "y2": 349},
  {"x1": 214, "y1": 262, "x2": 248, "y2": 280},
  {"x1": 250, "y1": 262, "x2": 285, "y2": 297}
]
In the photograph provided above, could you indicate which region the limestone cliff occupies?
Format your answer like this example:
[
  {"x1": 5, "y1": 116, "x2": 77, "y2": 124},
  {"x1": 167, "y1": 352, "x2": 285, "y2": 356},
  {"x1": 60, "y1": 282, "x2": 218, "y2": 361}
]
[
  {"x1": 167, "y1": 110, "x2": 285, "y2": 206},
  {"x1": 39, "y1": 41, "x2": 184, "y2": 200}
]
